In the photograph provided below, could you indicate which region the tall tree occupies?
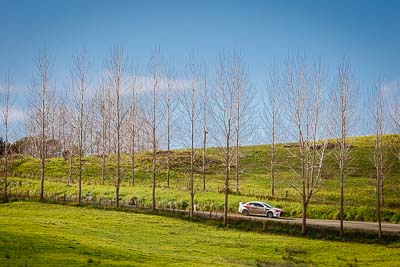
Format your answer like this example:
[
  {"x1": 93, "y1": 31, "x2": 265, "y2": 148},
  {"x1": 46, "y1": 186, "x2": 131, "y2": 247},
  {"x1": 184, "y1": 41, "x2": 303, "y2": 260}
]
[
  {"x1": 263, "y1": 61, "x2": 282, "y2": 197},
  {"x1": 232, "y1": 52, "x2": 248, "y2": 193},
  {"x1": 180, "y1": 53, "x2": 200, "y2": 218},
  {"x1": 334, "y1": 59, "x2": 354, "y2": 238},
  {"x1": 148, "y1": 48, "x2": 161, "y2": 211},
  {"x1": 212, "y1": 52, "x2": 239, "y2": 226},
  {"x1": 71, "y1": 49, "x2": 89, "y2": 203},
  {"x1": 28, "y1": 50, "x2": 53, "y2": 200},
  {"x1": 283, "y1": 56, "x2": 330, "y2": 235},
  {"x1": 370, "y1": 78, "x2": 389, "y2": 240},
  {"x1": 107, "y1": 45, "x2": 127, "y2": 207}
]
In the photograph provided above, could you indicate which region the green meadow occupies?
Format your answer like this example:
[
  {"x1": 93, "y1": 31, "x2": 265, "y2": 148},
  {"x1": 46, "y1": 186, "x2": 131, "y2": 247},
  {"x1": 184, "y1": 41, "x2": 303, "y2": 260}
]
[{"x1": 1, "y1": 202, "x2": 399, "y2": 267}]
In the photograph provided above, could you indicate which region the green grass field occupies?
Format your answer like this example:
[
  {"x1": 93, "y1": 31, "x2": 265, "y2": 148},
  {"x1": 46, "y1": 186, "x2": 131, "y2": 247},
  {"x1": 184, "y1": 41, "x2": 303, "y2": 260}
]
[
  {"x1": 1, "y1": 202, "x2": 399, "y2": 266},
  {"x1": 4, "y1": 135, "x2": 400, "y2": 223}
]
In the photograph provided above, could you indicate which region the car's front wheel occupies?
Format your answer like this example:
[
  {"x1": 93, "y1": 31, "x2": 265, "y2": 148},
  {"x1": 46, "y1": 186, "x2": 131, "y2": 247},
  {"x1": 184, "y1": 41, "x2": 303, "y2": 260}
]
[
  {"x1": 242, "y1": 209, "x2": 249, "y2": 216},
  {"x1": 267, "y1": 211, "x2": 273, "y2": 218}
]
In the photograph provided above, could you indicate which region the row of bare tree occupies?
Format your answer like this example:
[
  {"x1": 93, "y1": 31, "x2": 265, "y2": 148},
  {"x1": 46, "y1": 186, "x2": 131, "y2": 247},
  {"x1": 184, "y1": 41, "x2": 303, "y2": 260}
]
[
  {"x1": 263, "y1": 57, "x2": 399, "y2": 238},
  {"x1": 1, "y1": 48, "x2": 399, "y2": 238},
  {"x1": 19, "y1": 47, "x2": 252, "y2": 226}
]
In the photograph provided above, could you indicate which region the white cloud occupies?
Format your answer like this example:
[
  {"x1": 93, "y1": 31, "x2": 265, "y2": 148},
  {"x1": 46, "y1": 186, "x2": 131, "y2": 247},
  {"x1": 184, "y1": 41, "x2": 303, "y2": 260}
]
[
  {"x1": 0, "y1": 107, "x2": 26, "y2": 123},
  {"x1": 382, "y1": 80, "x2": 400, "y2": 98}
]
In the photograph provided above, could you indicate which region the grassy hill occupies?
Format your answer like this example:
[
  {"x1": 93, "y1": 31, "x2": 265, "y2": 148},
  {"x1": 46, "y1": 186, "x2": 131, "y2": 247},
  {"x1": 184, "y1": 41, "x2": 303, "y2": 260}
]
[
  {"x1": 1, "y1": 202, "x2": 399, "y2": 266},
  {"x1": 3, "y1": 135, "x2": 400, "y2": 222}
]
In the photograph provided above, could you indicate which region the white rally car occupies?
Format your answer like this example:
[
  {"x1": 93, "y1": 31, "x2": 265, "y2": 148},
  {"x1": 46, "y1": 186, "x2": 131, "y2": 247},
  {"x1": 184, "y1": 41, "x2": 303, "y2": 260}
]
[{"x1": 238, "y1": 201, "x2": 283, "y2": 218}]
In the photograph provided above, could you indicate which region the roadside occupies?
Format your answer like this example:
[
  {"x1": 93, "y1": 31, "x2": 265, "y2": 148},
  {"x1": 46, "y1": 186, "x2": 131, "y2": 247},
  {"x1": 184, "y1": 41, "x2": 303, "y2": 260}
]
[
  {"x1": 169, "y1": 209, "x2": 400, "y2": 234},
  {"x1": 3, "y1": 192, "x2": 399, "y2": 242}
]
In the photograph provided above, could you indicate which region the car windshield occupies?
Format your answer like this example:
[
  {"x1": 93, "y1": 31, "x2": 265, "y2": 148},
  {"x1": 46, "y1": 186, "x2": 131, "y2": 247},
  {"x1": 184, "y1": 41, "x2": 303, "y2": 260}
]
[{"x1": 261, "y1": 202, "x2": 272, "y2": 208}]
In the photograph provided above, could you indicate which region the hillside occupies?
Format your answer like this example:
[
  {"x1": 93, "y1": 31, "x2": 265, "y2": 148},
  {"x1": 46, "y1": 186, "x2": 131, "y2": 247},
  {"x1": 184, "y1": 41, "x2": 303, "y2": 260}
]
[{"x1": 3, "y1": 135, "x2": 400, "y2": 222}]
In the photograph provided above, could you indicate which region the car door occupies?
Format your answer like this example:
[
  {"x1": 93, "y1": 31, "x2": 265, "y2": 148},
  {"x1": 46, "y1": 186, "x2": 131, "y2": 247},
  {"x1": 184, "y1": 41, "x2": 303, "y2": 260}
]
[
  {"x1": 246, "y1": 202, "x2": 257, "y2": 215},
  {"x1": 253, "y1": 203, "x2": 266, "y2": 215}
]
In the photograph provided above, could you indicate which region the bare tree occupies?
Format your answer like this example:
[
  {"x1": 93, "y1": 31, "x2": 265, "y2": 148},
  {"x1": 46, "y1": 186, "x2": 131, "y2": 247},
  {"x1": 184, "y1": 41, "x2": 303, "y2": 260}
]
[
  {"x1": 180, "y1": 53, "x2": 200, "y2": 218},
  {"x1": 211, "y1": 52, "x2": 239, "y2": 226},
  {"x1": 232, "y1": 51, "x2": 251, "y2": 193},
  {"x1": 106, "y1": 45, "x2": 127, "y2": 207},
  {"x1": 334, "y1": 59, "x2": 354, "y2": 238},
  {"x1": 283, "y1": 56, "x2": 330, "y2": 235},
  {"x1": 147, "y1": 48, "x2": 161, "y2": 211},
  {"x1": 370, "y1": 78, "x2": 389, "y2": 240},
  {"x1": 263, "y1": 61, "x2": 282, "y2": 197},
  {"x1": 71, "y1": 49, "x2": 89, "y2": 203},
  {"x1": 1, "y1": 72, "x2": 13, "y2": 202},
  {"x1": 28, "y1": 50, "x2": 53, "y2": 200}
]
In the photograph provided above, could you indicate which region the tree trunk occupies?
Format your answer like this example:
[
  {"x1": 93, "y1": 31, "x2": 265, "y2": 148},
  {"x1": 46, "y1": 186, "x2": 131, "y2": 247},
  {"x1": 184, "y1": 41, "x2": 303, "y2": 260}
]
[
  {"x1": 152, "y1": 127, "x2": 156, "y2": 211},
  {"x1": 202, "y1": 70, "x2": 207, "y2": 191},
  {"x1": 40, "y1": 154, "x2": 45, "y2": 199},
  {"x1": 271, "y1": 125, "x2": 275, "y2": 197},
  {"x1": 235, "y1": 133, "x2": 239, "y2": 193},
  {"x1": 224, "y1": 125, "x2": 231, "y2": 226},
  {"x1": 377, "y1": 166, "x2": 382, "y2": 240},
  {"x1": 40, "y1": 81, "x2": 46, "y2": 200},
  {"x1": 235, "y1": 89, "x2": 241, "y2": 193},
  {"x1": 116, "y1": 82, "x2": 121, "y2": 208},
  {"x1": 190, "y1": 84, "x2": 195, "y2": 218},
  {"x1": 152, "y1": 83, "x2": 157, "y2": 211},
  {"x1": 302, "y1": 201, "x2": 307, "y2": 235},
  {"x1": 202, "y1": 129, "x2": 206, "y2": 191},
  {"x1": 69, "y1": 155, "x2": 73, "y2": 185},
  {"x1": 339, "y1": 164, "x2": 344, "y2": 238},
  {"x1": 78, "y1": 152, "x2": 82, "y2": 203},
  {"x1": 101, "y1": 117, "x2": 106, "y2": 185},
  {"x1": 167, "y1": 104, "x2": 170, "y2": 188},
  {"x1": 381, "y1": 180, "x2": 384, "y2": 207},
  {"x1": 3, "y1": 133, "x2": 8, "y2": 202},
  {"x1": 301, "y1": 145, "x2": 307, "y2": 235},
  {"x1": 101, "y1": 152, "x2": 105, "y2": 185},
  {"x1": 131, "y1": 151, "x2": 135, "y2": 186}
]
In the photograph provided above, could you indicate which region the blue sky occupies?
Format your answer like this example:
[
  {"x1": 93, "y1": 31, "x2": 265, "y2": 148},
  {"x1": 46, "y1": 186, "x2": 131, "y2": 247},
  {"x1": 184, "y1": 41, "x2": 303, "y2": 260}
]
[{"x1": 0, "y1": 0, "x2": 399, "y2": 135}]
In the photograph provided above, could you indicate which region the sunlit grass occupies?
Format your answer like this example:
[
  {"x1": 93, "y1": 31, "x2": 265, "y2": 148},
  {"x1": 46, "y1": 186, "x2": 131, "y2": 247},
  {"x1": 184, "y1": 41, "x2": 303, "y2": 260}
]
[{"x1": 1, "y1": 202, "x2": 399, "y2": 266}]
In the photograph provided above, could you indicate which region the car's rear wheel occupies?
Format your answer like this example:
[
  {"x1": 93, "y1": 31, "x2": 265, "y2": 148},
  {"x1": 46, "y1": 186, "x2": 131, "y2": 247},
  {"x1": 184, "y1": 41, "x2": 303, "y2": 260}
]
[
  {"x1": 267, "y1": 212, "x2": 273, "y2": 218},
  {"x1": 242, "y1": 209, "x2": 249, "y2": 216}
]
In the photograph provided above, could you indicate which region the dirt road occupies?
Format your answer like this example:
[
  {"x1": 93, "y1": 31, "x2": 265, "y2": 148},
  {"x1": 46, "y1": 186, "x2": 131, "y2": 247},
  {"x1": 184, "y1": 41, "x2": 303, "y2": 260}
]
[{"x1": 190, "y1": 210, "x2": 400, "y2": 234}]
